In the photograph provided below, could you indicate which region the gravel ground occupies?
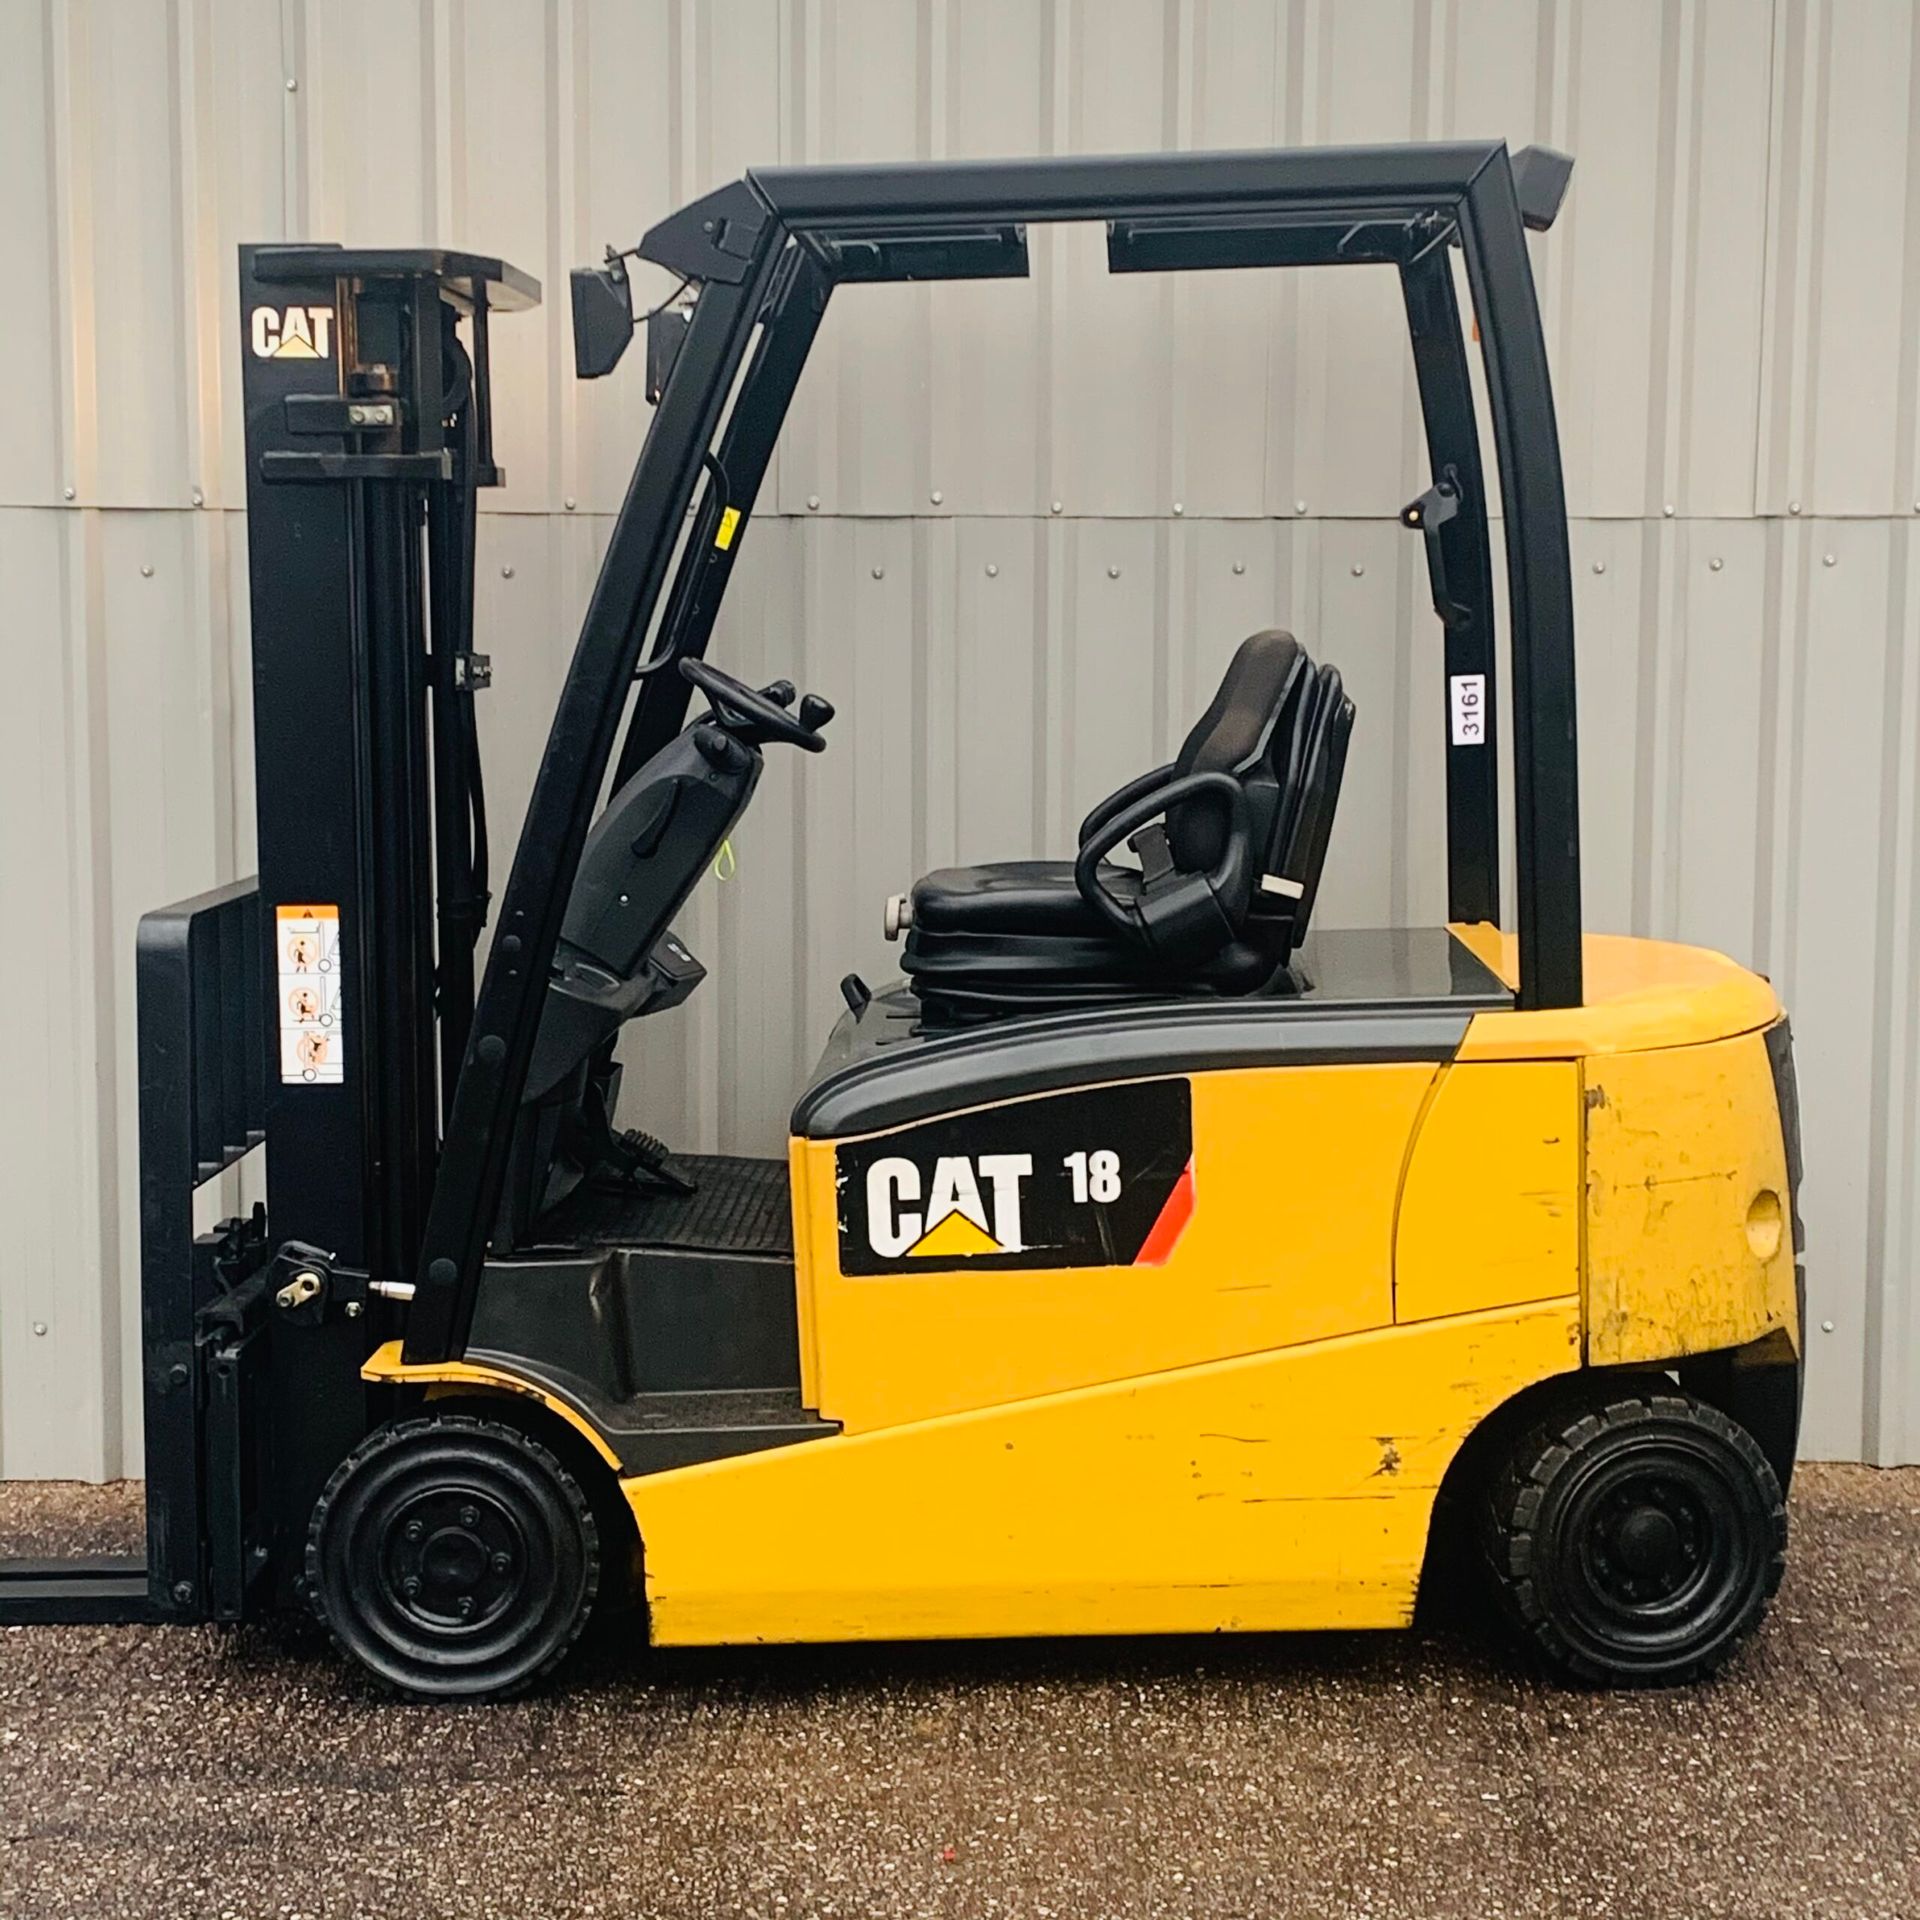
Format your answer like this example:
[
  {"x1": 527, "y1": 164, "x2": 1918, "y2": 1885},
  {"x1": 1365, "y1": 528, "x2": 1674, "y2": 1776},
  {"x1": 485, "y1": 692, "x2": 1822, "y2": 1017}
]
[{"x1": 1, "y1": 1465, "x2": 1916, "y2": 1920}]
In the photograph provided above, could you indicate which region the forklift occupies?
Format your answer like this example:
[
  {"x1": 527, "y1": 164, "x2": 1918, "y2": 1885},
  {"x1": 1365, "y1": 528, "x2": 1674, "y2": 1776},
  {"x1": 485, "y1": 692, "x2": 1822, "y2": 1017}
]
[{"x1": 0, "y1": 140, "x2": 1805, "y2": 1699}]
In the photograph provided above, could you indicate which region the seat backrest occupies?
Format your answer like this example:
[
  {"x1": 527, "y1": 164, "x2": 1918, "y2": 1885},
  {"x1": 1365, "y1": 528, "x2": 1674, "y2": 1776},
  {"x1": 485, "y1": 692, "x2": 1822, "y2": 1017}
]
[
  {"x1": 1292, "y1": 683, "x2": 1352, "y2": 937},
  {"x1": 1256, "y1": 662, "x2": 1353, "y2": 955},
  {"x1": 1165, "y1": 629, "x2": 1305, "y2": 872}
]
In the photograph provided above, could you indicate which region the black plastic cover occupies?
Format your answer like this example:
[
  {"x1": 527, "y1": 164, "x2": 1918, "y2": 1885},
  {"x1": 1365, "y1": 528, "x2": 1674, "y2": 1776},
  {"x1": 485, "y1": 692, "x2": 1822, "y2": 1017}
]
[
  {"x1": 1510, "y1": 145, "x2": 1575, "y2": 231},
  {"x1": 646, "y1": 305, "x2": 690, "y2": 402},
  {"x1": 571, "y1": 264, "x2": 634, "y2": 379}
]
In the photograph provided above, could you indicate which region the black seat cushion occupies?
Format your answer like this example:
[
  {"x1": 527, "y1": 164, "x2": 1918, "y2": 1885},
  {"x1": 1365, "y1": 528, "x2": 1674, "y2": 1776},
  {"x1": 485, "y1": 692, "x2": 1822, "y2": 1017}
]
[{"x1": 912, "y1": 859, "x2": 1108, "y2": 937}]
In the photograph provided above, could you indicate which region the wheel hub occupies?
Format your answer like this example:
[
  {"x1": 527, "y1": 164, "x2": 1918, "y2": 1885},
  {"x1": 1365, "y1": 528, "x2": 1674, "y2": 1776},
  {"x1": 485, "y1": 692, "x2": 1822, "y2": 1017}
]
[
  {"x1": 422, "y1": 1527, "x2": 490, "y2": 1591},
  {"x1": 1585, "y1": 1473, "x2": 1708, "y2": 1607},
  {"x1": 382, "y1": 1489, "x2": 523, "y2": 1628},
  {"x1": 1614, "y1": 1505, "x2": 1682, "y2": 1577}
]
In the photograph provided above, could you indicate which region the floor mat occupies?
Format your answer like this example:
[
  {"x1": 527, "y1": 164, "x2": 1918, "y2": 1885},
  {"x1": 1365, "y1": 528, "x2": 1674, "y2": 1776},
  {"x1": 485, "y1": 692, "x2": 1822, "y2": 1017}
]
[{"x1": 531, "y1": 1152, "x2": 792, "y2": 1257}]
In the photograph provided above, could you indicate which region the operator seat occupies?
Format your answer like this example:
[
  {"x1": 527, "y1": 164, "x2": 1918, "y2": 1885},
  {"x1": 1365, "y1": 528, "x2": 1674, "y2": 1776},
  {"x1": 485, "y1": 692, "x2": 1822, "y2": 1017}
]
[{"x1": 897, "y1": 630, "x2": 1355, "y2": 1023}]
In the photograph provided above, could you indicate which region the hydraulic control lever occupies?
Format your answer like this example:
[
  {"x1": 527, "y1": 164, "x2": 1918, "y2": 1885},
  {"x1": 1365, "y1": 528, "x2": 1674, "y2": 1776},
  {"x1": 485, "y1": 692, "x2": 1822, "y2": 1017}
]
[{"x1": 748, "y1": 679, "x2": 837, "y2": 734}]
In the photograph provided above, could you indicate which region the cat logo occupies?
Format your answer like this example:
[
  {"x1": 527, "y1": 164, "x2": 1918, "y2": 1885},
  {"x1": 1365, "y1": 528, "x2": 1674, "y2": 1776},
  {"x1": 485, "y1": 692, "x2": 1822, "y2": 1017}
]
[
  {"x1": 864, "y1": 1153, "x2": 1032, "y2": 1260},
  {"x1": 250, "y1": 304, "x2": 335, "y2": 360},
  {"x1": 834, "y1": 1080, "x2": 1193, "y2": 1277}
]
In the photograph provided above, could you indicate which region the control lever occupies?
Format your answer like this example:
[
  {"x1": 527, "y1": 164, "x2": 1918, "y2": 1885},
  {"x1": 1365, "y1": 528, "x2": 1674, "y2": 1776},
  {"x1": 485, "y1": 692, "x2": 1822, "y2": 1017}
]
[
  {"x1": 799, "y1": 693, "x2": 835, "y2": 732},
  {"x1": 762, "y1": 679, "x2": 796, "y2": 706}
]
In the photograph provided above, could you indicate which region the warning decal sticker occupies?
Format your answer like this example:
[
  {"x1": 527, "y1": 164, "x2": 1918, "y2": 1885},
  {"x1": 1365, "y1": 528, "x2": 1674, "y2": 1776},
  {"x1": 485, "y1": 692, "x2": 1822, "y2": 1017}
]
[
  {"x1": 835, "y1": 1079, "x2": 1194, "y2": 1276},
  {"x1": 277, "y1": 904, "x2": 344, "y2": 1085}
]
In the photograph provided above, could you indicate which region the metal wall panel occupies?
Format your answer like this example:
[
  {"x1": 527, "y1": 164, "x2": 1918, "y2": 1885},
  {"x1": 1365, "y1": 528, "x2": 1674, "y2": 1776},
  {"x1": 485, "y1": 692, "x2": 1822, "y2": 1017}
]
[
  {"x1": 5, "y1": 0, "x2": 1920, "y2": 1474},
  {"x1": 1757, "y1": 0, "x2": 1920, "y2": 518}
]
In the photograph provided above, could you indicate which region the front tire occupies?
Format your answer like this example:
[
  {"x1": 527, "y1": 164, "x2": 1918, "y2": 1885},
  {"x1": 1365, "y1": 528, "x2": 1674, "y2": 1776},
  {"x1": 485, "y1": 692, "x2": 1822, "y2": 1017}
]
[
  {"x1": 1481, "y1": 1385, "x2": 1786, "y2": 1686},
  {"x1": 306, "y1": 1413, "x2": 600, "y2": 1701}
]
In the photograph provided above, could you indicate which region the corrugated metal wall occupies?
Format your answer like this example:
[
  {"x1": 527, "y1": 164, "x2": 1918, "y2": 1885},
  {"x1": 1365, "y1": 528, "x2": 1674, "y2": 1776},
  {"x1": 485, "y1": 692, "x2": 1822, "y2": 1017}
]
[{"x1": 3, "y1": 0, "x2": 1918, "y2": 1477}]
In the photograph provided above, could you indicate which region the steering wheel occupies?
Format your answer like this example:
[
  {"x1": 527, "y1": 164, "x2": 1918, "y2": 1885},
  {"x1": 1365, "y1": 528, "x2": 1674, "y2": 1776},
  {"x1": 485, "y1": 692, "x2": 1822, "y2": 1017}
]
[{"x1": 680, "y1": 658, "x2": 827, "y2": 752}]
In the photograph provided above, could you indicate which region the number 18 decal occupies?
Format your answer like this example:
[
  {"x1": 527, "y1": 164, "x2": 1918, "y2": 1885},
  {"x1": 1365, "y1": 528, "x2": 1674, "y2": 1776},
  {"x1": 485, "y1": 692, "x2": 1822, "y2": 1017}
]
[
  {"x1": 836, "y1": 1081, "x2": 1195, "y2": 1275},
  {"x1": 1064, "y1": 1149, "x2": 1123, "y2": 1204}
]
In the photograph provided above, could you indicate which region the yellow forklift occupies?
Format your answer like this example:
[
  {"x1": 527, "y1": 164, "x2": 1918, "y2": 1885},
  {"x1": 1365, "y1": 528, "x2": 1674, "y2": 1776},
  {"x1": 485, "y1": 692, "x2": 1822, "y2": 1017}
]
[{"x1": 0, "y1": 140, "x2": 1804, "y2": 1699}]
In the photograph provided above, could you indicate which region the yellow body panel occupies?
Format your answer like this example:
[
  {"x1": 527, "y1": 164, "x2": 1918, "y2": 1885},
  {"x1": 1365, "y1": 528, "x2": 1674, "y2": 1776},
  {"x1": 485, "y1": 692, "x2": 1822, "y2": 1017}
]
[
  {"x1": 378, "y1": 928, "x2": 1794, "y2": 1653},
  {"x1": 360, "y1": 1339, "x2": 624, "y2": 1470},
  {"x1": 797, "y1": 1063, "x2": 1437, "y2": 1433},
  {"x1": 1394, "y1": 1061, "x2": 1581, "y2": 1323},
  {"x1": 623, "y1": 1297, "x2": 1581, "y2": 1645},
  {"x1": 1584, "y1": 1030, "x2": 1799, "y2": 1366},
  {"x1": 787, "y1": 1135, "x2": 823, "y2": 1407},
  {"x1": 1449, "y1": 924, "x2": 1781, "y2": 1059}
]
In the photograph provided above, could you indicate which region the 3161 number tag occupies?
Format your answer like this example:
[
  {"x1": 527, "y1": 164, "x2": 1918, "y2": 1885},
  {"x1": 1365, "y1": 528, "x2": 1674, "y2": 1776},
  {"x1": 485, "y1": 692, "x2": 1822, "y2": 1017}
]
[{"x1": 1450, "y1": 672, "x2": 1487, "y2": 747}]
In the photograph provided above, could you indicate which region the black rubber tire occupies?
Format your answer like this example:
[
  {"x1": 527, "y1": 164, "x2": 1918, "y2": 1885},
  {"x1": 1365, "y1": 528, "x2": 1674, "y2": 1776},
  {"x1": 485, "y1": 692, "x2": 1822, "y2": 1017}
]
[
  {"x1": 306, "y1": 1413, "x2": 600, "y2": 1702},
  {"x1": 1480, "y1": 1384, "x2": 1786, "y2": 1687}
]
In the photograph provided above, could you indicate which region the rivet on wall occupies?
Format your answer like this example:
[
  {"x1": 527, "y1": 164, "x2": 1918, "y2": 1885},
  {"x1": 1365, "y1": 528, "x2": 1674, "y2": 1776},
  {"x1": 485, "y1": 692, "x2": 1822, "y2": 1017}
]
[
  {"x1": 63, "y1": 486, "x2": 75, "y2": 501},
  {"x1": 1663, "y1": 502, "x2": 1675, "y2": 517},
  {"x1": 871, "y1": 565, "x2": 885, "y2": 580},
  {"x1": 1172, "y1": 502, "x2": 1184, "y2": 516},
  {"x1": 1107, "y1": 565, "x2": 1120, "y2": 579},
  {"x1": 1592, "y1": 561, "x2": 1605, "y2": 575},
  {"x1": 564, "y1": 497, "x2": 576, "y2": 512},
  {"x1": 1789, "y1": 501, "x2": 1802, "y2": 515},
  {"x1": 1050, "y1": 500, "x2": 1063, "y2": 514},
  {"x1": 807, "y1": 495, "x2": 820, "y2": 511},
  {"x1": 191, "y1": 487, "x2": 204, "y2": 508},
  {"x1": 1823, "y1": 553, "x2": 1837, "y2": 567},
  {"x1": 1350, "y1": 563, "x2": 1364, "y2": 578},
  {"x1": 140, "y1": 564, "x2": 154, "y2": 578},
  {"x1": 1710, "y1": 557, "x2": 1724, "y2": 571},
  {"x1": 985, "y1": 564, "x2": 998, "y2": 578},
  {"x1": 1232, "y1": 561, "x2": 1246, "y2": 576},
  {"x1": 930, "y1": 490, "x2": 943, "y2": 505},
  {"x1": 1293, "y1": 499, "x2": 1308, "y2": 515},
  {"x1": 501, "y1": 565, "x2": 515, "y2": 579},
  {"x1": 284, "y1": 76, "x2": 298, "y2": 92}
]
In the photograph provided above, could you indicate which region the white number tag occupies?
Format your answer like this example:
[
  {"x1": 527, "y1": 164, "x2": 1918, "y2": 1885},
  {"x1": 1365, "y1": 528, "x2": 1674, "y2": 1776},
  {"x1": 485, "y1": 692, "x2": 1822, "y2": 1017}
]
[{"x1": 1450, "y1": 673, "x2": 1487, "y2": 747}]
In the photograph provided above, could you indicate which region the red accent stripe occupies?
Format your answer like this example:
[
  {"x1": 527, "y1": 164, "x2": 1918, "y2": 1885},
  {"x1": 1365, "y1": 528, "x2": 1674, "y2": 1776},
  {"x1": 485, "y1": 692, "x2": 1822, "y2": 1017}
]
[{"x1": 1134, "y1": 1160, "x2": 1195, "y2": 1266}]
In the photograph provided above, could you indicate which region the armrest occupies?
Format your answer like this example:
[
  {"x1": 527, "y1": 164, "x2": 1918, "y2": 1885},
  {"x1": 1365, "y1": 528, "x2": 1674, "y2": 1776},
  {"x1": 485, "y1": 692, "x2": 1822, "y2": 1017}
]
[
  {"x1": 1074, "y1": 770, "x2": 1250, "y2": 952},
  {"x1": 1078, "y1": 763, "x2": 1175, "y2": 848}
]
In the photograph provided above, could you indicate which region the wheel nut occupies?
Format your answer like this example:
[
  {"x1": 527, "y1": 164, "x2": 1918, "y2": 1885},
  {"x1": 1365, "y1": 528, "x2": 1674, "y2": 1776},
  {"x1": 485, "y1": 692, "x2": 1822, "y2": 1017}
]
[
  {"x1": 402, "y1": 1576, "x2": 421, "y2": 1597},
  {"x1": 459, "y1": 1506, "x2": 480, "y2": 1528},
  {"x1": 404, "y1": 1521, "x2": 424, "y2": 1541},
  {"x1": 457, "y1": 1596, "x2": 475, "y2": 1618},
  {"x1": 491, "y1": 1551, "x2": 512, "y2": 1574}
]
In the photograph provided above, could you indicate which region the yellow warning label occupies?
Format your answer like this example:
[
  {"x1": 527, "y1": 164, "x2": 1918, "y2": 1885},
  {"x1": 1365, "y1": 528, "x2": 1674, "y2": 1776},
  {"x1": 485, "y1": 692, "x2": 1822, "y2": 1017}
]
[
  {"x1": 714, "y1": 506, "x2": 742, "y2": 551},
  {"x1": 906, "y1": 1210, "x2": 1003, "y2": 1259}
]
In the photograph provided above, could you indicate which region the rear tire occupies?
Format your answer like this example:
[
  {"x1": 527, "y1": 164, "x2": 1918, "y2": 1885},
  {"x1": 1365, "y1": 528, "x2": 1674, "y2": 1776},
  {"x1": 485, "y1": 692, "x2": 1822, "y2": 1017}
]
[
  {"x1": 1480, "y1": 1384, "x2": 1785, "y2": 1686},
  {"x1": 306, "y1": 1413, "x2": 600, "y2": 1701}
]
